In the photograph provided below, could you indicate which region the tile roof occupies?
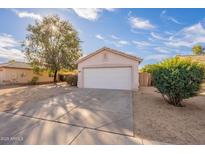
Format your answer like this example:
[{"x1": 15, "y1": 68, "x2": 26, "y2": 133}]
[
  {"x1": 0, "y1": 61, "x2": 32, "y2": 69},
  {"x1": 178, "y1": 55, "x2": 205, "y2": 64},
  {"x1": 77, "y1": 47, "x2": 143, "y2": 64}
]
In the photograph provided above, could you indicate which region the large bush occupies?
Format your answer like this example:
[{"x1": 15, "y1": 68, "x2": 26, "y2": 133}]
[
  {"x1": 152, "y1": 57, "x2": 205, "y2": 107},
  {"x1": 29, "y1": 76, "x2": 39, "y2": 85},
  {"x1": 140, "y1": 64, "x2": 159, "y2": 73}
]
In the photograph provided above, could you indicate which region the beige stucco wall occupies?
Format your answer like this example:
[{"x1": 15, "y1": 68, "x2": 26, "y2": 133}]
[
  {"x1": 77, "y1": 50, "x2": 139, "y2": 90},
  {"x1": 0, "y1": 68, "x2": 5, "y2": 84},
  {"x1": 0, "y1": 68, "x2": 53, "y2": 85}
]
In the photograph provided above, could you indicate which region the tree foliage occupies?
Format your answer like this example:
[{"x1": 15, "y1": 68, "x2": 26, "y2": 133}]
[
  {"x1": 140, "y1": 64, "x2": 159, "y2": 74},
  {"x1": 152, "y1": 57, "x2": 205, "y2": 107},
  {"x1": 22, "y1": 15, "x2": 82, "y2": 82},
  {"x1": 192, "y1": 44, "x2": 205, "y2": 55}
]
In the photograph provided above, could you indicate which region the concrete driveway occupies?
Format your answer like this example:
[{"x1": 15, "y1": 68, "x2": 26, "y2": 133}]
[{"x1": 0, "y1": 85, "x2": 139, "y2": 144}]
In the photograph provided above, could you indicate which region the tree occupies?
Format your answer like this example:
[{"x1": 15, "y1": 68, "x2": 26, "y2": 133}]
[
  {"x1": 192, "y1": 45, "x2": 204, "y2": 55},
  {"x1": 22, "y1": 15, "x2": 82, "y2": 82},
  {"x1": 152, "y1": 57, "x2": 205, "y2": 107}
]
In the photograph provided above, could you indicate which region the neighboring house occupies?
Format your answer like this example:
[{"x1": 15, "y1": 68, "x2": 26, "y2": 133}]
[
  {"x1": 178, "y1": 55, "x2": 205, "y2": 64},
  {"x1": 0, "y1": 61, "x2": 53, "y2": 85},
  {"x1": 77, "y1": 47, "x2": 142, "y2": 90}
]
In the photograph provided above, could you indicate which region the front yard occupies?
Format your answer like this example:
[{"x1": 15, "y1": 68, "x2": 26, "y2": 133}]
[
  {"x1": 1, "y1": 82, "x2": 205, "y2": 144},
  {"x1": 133, "y1": 85, "x2": 205, "y2": 144}
]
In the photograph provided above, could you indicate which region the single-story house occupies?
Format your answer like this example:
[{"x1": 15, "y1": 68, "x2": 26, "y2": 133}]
[
  {"x1": 178, "y1": 55, "x2": 205, "y2": 64},
  {"x1": 0, "y1": 61, "x2": 53, "y2": 85},
  {"x1": 77, "y1": 47, "x2": 142, "y2": 90}
]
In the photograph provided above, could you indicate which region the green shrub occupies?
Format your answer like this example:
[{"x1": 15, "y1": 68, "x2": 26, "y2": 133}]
[
  {"x1": 140, "y1": 64, "x2": 159, "y2": 73},
  {"x1": 29, "y1": 76, "x2": 39, "y2": 85},
  {"x1": 152, "y1": 57, "x2": 205, "y2": 107},
  {"x1": 66, "y1": 75, "x2": 77, "y2": 86}
]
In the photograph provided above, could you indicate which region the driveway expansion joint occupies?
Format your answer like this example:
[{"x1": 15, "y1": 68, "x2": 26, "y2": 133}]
[
  {"x1": 1, "y1": 110, "x2": 134, "y2": 137},
  {"x1": 68, "y1": 128, "x2": 85, "y2": 145},
  {"x1": 54, "y1": 105, "x2": 80, "y2": 121}
]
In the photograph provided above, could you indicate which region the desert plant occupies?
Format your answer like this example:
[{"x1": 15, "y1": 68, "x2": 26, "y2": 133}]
[
  {"x1": 152, "y1": 57, "x2": 205, "y2": 107},
  {"x1": 29, "y1": 76, "x2": 39, "y2": 85},
  {"x1": 66, "y1": 75, "x2": 77, "y2": 86}
]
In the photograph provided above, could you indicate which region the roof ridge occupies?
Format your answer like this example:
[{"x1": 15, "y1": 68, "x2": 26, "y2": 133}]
[
  {"x1": 77, "y1": 47, "x2": 143, "y2": 64},
  {"x1": 107, "y1": 47, "x2": 142, "y2": 59},
  {"x1": 0, "y1": 61, "x2": 32, "y2": 69}
]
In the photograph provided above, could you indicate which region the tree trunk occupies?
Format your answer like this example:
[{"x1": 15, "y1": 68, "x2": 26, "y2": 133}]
[
  {"x1": 162, "y1": 94, "x2": 184, "y2": 107},
  {"x1": 54, "y1": 70, "x2": 58, "y2": 83}
]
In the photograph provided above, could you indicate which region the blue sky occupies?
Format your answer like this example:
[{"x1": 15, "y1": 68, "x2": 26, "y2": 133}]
[{"x1": 1, "y1": 8, "x2": 205, "y2": 67}]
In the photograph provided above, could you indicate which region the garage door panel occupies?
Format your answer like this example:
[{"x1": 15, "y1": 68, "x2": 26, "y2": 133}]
[{"x1": 83, "y1": 67, "x2": 132, "y2": 90}]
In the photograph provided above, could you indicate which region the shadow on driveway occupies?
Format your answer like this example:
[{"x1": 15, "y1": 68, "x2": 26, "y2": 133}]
[{"x1": 0, "y1": 84, "x2": 135, "y2": 144}]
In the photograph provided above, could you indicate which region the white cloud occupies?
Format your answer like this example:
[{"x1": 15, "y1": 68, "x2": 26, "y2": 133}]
[
  {"x1": 0, "y1": 34, "x2": 24, "y2": 62},
  {"x1": 180, "y1": 23, "x2": 205, "y2": 36},
  {"x1": 73, "y1": 9, "x2": 101, "y2": 21},
  {"x1": 95, "y1": 34, "x2": 129, "y2": 47},
  {"x1": 164, "y1": 31, "x2": 174, "y2": 35},
  {"x1": 104, "y1": 8, "x2": 115, "y2": 12},
  {"x1": 118, "y1": 40, "x2": 129, "y2": 45},
  {"x1": 109, "y1": 34, "x2": 130, "y2": 46},
  {"x1": 164, "y1": 41, "x2": 193, "y2": 48},
  {"x1": 132, "y1": 40, "x2": 151, "y2": 48},
  {"x1": 96, "y1": 34, "x2": 104, "y2": 40},
  {"x1": 150, "y1": 32, "x2": 167, "y2": 41},
  {"x1": 0, "y1": 34, "x2": 19, "y2": 48},
  {"x1": 129, "y1": 16, "x2": 155, "y2": 30},
  {"x1": 160, "y1": 10, "x2": 182, "y2": 25},
  {"x1": 144, "y1": 54, "x2": 170, "y2": 62},
  {"x1": 72, "y1": 8, "x2": 114, "y2": 21},
  {"x1": 0, "y1": 48, "x2": 24, "y2": 61},
  {"x1": 154, "y1": 47, "x2": 171, "y2": 54},
  {"x1": 169, "y1": 18, "x2": 182, "y2": 25},
  {"x1": 110, "y1": 40, "x2": 129, "y2": 47},
  {"x1": 149, "y1": 22, "x2": 205, "y2": 48},
  {"x1": 110, "y1": 35, "x2": 119, "y2": 40},
  {"x1": 165, "y1": 22, "x2": 205, "y2": 47},
  {"x1": 12, "y1": 9, "x2": 42, "y2": 20},
  {"x1": 161, "y1": 10, "x2": 166, "y2": 16}
]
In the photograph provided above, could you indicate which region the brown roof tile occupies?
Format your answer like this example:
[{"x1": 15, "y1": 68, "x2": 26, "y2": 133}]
[{"x1": 0, "y1": 61, "x2": 32, "y2": 69}]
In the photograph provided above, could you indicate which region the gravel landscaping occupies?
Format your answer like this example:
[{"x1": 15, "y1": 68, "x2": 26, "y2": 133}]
[{"x1": 133, "y1": 85, "x2": 205, "y2": 144}]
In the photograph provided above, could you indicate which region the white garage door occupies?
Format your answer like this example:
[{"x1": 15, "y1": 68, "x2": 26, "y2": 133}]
[{"x1": 83, "y1": 67, "x2": 132, "y2": 90}]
